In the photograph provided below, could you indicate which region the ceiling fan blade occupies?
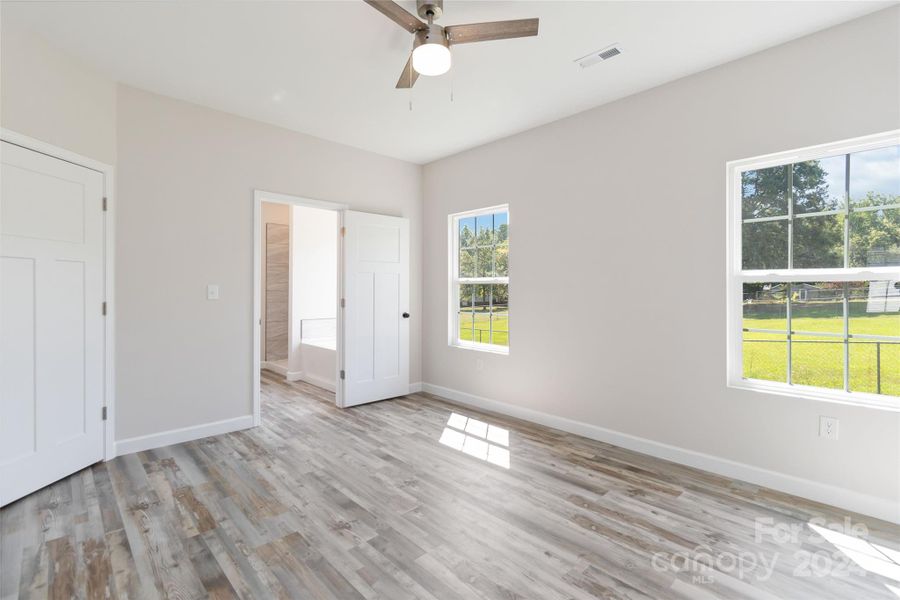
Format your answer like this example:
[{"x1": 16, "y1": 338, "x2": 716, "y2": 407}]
[
  {"x1": 445, "y1": 18, "x2": 539, "y2": 45},
  {"x1": 396, "y1": 54, "x2": 419, "y2": 88},
  {"x1": 363, "y1": 0, "x2": 425, "y2": 34}
]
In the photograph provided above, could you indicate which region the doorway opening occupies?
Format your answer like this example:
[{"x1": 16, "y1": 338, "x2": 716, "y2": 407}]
[
  {"x1": 253, "y1": 191, "x2": 345, "y2": 423},
  {"x1": 253, "y1": 190, "x2": 412, "y2": 422}
]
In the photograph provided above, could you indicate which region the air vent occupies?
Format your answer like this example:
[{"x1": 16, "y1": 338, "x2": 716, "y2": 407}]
[
  {"x1": 575, "y1": 44, "x2": 623, "y2": 69},
  {"x1": 598, "y1": 47, "x2": 621, "y2": 60}
]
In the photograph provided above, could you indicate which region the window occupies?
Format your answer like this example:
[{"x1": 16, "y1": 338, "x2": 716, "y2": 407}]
[
  {"x1": 450, "y1": 206, "x2": 509, "y2": 352},
  {"x1": 728, "y1": 133, "x2": 900, "y2": 409}
]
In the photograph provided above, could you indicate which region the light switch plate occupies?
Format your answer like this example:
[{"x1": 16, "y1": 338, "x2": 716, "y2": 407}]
[{"x1": 207, "y1": 284, "x2": 220, "y2": 300}]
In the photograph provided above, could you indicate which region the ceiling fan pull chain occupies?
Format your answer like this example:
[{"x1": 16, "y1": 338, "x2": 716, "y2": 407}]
[
  {"x1": 450, "y1": 69, "x2": 454, "y2": 103},
  {"x1": 408, "y1": 53, "x2": 414, "y2": 111}
]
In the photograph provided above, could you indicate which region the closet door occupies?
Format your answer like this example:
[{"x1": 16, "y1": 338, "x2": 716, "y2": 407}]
[{"x1": 1, "y1": 141, "x2": 105, "y2": 505}]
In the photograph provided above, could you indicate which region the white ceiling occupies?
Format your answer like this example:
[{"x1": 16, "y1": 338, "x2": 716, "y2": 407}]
[{"x1": 3, "y1": 1, "x2": 892, "y2": 164}]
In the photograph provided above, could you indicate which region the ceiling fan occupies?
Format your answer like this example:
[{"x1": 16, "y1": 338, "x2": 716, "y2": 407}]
[{"x1": 363, "y1": 0, "x2": 539, "y2": 88}]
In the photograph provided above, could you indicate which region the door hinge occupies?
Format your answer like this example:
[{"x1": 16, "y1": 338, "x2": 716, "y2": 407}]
[
  {"x1": 340, "y1": 226, "x2": 346, "y2": 237},
  {"x1": 340, "y1": 298, "x2": 345, "y2": 308},
  {"x1": 340, "y1": 370, "x2": 345, "y2": 380},
  {"x1": 102, "y1": 302, "x2": 107, "y2": 316},
  {"x1": 102, "y1": 197, "x2": 108, "y2": 212},
  {"x1": 102, "y1": 406, "x2": 108, "y2": 421}
]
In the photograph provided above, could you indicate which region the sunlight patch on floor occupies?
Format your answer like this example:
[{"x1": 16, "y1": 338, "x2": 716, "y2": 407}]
[
  {"x1": 439, "y1": 412, "x2": 510, "y2": 468},
  {"x1": 808, "y1": 521, "x2": 900, "y2": 595}
]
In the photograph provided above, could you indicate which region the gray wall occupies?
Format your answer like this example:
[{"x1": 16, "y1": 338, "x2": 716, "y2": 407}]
[
  {"x1": 422, "y1": 8, "x2": 900, "y2": 513},
  {"x1": 0, "y1": 28, "x2": 424, "y2": 444},
  {"x1": 115, "y1": 85, "x2": 422, "y2": 440},
  {"x1": 0, "y1": 27, "x2": 116, "y2": 165}
]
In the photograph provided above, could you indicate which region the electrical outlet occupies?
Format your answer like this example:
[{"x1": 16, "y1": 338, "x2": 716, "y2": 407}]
[
  {"x1": 819, "y1": 416, "x2": 839, "y2": 440},
  {"x1": 207, "y1": 284, "x2": 220, "y2": 300}
]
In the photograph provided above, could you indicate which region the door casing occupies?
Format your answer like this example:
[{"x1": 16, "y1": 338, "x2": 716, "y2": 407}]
[{"x1": 0, "y1": 128, "x2": 116, "y2": 463}]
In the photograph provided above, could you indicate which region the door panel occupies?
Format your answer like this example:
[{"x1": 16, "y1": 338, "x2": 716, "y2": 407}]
[
  {"x1": 46, "y1": 259, "x2": 87, "y2": 444},
  {"x1": 351, "y1": 271, "x2": 376, "y2": 383},
  {"x1": 1, "y1": 161, "x2": 86, "y2": 243},
  {"x1": 342, "y1": 211, "x2": 409, "y2": 407},
  {"x1": 0, "y1": 257, "x2": 37, "y2": 464},
  {"x1": 0, "y1": 141, "x2": 105, "y2": 506},
  {"x1": 374, "y1": 272, "x2": 400, "y2": 379}
]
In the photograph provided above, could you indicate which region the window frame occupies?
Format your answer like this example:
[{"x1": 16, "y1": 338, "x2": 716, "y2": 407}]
[
  {"x1": 726, "y1": 130, "x2": 900, "y2": 411},
  {"x1": 448, "y1": 205, "x2": 510, "y2": 354}
]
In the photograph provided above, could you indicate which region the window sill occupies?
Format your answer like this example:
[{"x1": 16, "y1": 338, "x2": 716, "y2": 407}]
[
  {"x1": 728, "y1": 378, "x2": 900, "y2": 412},
  {"x1": 450, "y1": 341, "x2": 509, "y2": 355}
]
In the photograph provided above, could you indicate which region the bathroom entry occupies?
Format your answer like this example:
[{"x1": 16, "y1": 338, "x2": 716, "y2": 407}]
[
  {"x1": 253, "y1": 191, "x2": 411, "y2": 417},
  {"x1": 258, "y1": 198, "x2": 339, "y2": 395}
]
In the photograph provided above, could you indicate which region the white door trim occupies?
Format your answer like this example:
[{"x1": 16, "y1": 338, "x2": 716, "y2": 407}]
[
  {"x1": 0, "y1": 129, "x2": 117, "y2": 461},
  {"x1": 252, "y1": 190, "x2": 347, "y2": 425}
]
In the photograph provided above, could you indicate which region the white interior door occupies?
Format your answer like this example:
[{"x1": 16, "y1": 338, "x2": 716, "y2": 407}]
[
  {"x1": 1, "y1": 141, "x2": 105, "y2": 506},
  {"x1": 342, "y1": 210, "x2": 409, "y2": 407}
]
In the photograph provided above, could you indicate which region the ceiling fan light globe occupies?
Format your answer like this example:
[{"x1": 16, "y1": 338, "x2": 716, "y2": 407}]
[{"x1": 412, "y1": 43, "x2": 451, "y2": 76}]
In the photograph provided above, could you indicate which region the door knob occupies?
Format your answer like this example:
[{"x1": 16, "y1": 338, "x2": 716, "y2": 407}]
[{"x1": 402, "y1": 312, "x2": 410, "y2": 318}]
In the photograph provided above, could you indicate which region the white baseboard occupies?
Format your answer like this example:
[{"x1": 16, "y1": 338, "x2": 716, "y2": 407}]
[
  {"x1": 422, "y1": 383, "x2": 899, "y2": 524},
  {"x1": 287, "y1": 370, "x2": 336, "y2": 392},
  {"x1": 408, "y1": 381, "x2": 423, "y2": 394},
  {"x1": 261, "y1": 361, "x2": 287, "y2": 376},
  {"x1": 115, "y1": 415, "x2": 254, "y2": 457}
]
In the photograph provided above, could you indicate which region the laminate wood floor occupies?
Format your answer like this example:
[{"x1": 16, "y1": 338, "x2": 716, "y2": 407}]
[{"x1": 2, "y1": 372, "x2": 898, "y2": 599}]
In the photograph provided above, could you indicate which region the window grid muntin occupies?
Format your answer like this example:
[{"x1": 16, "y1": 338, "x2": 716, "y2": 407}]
[
  {"x1": 741, "y1": 150, "x2": 899, "y2": 272},
  {"x1": 843, "y1": 153, "x2": 851, "y2": 270},
  {"x1": 452, "y1": 207, "x2": 509, "y2": 351},
  {"x1": 851, "y1": 203, "x2": 900, "y2": 213},
  {"x1": 786, "y1": 166, "x2": 793, "y2": 269},
  {"x1": 743, "y1": 281, "x2": 900, "y2": 391},
  {"x1": 456, "y1": 282, "x2": 508, "y2": 347},
  {"x1": 459, "y1": 214, "x2": 509, "y2": 279},
  {"x1": 735, "y1": 137, "x2": 900, "y2": 403}
]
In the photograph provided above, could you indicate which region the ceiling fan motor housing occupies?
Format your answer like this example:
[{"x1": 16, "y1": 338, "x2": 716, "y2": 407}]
[
  {"x1": 414, "y1": 24, "x2": 449, "y2": 51},
  {"x1": 416, "y1": 0, "x2": 443, "y2": 21}
]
